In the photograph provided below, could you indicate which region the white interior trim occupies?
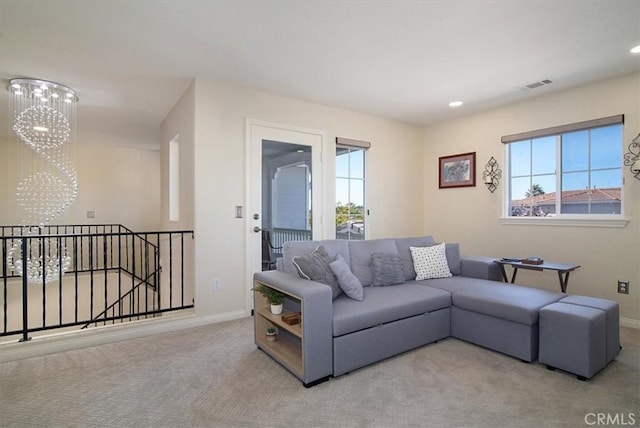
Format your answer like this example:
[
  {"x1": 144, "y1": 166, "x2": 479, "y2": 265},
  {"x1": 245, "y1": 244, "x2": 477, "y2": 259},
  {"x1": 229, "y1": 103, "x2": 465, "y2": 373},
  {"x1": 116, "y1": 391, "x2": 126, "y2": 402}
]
[
  {"x1": 0, "y1": 310, "x2": 248, "y2": 364},
  {"x1": 499, "y1": 216, "x2": 629, "y2": 228},
  {"x1": 621, "y1": 317, "x2": 640, "y2": 330},
  {"x1": 244, "y1": 118, "x2": 327, "y2": 314},
  {"x1": 2, "y1": 310, "x2": 636, "y2": 364}
]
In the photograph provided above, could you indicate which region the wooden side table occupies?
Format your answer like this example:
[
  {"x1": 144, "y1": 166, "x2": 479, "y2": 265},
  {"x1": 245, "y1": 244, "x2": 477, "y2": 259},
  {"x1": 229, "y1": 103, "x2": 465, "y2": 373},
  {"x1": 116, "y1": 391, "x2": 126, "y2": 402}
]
[{"x1": 495, "y1": 259, "x2": 581, "y2": 293}]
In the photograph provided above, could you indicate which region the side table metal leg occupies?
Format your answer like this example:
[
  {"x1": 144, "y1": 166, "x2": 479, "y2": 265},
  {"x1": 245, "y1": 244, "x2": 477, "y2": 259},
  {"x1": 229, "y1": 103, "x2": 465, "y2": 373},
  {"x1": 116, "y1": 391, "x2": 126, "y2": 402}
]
[
  {"x1": 499, "y1": 265, "x2": 508, "y2": 282},
  {"x1": 558, "y1": 271, "x2": 570, "y2": 293},
  {"x1": 510, "y1": 268, "x2": 518, "y2": 284}
]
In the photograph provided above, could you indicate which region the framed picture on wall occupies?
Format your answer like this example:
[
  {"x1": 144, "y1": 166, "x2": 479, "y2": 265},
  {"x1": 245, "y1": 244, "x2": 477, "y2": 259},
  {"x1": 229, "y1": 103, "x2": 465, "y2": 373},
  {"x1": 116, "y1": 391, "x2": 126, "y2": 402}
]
[{"x1": 439, "y1": 152, "x2": 476, "y2": 188}]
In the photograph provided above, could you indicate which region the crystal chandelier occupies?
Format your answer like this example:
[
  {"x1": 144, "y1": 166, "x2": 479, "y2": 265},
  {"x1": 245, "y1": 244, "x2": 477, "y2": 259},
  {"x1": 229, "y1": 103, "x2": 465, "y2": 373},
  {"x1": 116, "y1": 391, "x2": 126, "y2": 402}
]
[{"x1": 6, "y1": 78, "x2": 79, "y2": 284}]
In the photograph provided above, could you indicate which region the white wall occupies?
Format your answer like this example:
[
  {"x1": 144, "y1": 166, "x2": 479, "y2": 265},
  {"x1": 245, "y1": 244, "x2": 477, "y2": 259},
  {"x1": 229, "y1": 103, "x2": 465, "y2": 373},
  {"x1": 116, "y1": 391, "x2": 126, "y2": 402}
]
[
  {"x1": 160, "y1": 81, "x2": 196, "y2": 312},
  {"x1": 422, "y1": 73, "x2": 640, "y2": 324},
  {"x1": 160, "y1": 82, "x2": 195, "y2": 232},
  {"x1": 172, "y1": 79, "x2": 424, "y2": 319},
  {"x1": 0, "y1": 138, "x2": 161, "y2": 231}
]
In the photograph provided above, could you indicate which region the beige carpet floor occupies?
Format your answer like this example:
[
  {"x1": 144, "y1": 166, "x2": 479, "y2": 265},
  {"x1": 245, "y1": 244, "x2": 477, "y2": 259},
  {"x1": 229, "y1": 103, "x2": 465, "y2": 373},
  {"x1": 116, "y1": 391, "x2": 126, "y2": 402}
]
[{"x1": 0, "y1": 316, "x2": 638, "y2": 428}]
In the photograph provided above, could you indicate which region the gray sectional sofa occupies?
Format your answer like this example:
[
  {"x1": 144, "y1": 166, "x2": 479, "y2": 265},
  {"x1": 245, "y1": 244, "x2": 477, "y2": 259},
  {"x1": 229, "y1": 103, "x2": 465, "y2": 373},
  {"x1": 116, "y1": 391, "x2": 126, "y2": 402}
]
[{"x1": 253, "y1": 236, "x2": 619, "y2": 386}]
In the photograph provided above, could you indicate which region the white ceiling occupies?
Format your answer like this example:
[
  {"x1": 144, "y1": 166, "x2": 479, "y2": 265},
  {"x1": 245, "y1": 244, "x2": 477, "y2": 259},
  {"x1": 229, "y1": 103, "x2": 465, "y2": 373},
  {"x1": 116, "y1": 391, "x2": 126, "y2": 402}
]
[{"x1": 1, "y1": 0, "x2": 639, "y2": 148}]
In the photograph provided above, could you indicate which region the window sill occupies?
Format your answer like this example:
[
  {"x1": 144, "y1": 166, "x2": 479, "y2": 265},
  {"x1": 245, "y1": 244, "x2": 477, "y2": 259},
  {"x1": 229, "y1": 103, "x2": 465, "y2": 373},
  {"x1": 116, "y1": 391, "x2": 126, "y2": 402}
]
[{"x1": 499, "y1": 216, "x2": 629, "y2": 228}]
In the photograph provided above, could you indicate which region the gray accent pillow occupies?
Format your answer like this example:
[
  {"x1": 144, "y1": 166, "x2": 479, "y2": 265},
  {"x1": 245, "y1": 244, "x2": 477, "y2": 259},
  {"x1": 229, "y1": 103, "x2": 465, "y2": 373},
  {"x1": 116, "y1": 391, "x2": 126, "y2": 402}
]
[
  {"x1": 370, "y1": 253, "x2": 406, "y2": 287},
  {"x1": 329, "y1": 254, "x2": 364, "y2": 301},
  {"x1": 282, "y1": 240, "x2": 350, "y2": 275},
  {"x1": 292, "y1": 245, "x2": 342, "y2": 300},
  {"x1": 349, "y1": 239, "x2": 399, "y2": 287}
]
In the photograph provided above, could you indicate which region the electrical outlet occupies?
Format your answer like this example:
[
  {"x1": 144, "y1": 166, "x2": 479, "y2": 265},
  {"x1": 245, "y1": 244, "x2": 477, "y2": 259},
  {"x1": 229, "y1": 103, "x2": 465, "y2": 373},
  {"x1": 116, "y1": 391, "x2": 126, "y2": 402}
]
[
  {"x1": 617, "y1": 280, "x2": 629, "y2": 294},
  {"x1": 213, "y1": 278, "x2": 221, "y2": 291}
]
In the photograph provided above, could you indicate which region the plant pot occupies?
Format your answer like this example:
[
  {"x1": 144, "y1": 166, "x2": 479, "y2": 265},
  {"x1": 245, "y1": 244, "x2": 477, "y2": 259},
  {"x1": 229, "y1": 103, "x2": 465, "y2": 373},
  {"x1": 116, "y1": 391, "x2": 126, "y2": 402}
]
[
  {"x1": 266, "y1": 331, "x2": 277, "y2": 342},
  {"x1": 270, "y1": 303, "x2": 283, "y2": 315}
]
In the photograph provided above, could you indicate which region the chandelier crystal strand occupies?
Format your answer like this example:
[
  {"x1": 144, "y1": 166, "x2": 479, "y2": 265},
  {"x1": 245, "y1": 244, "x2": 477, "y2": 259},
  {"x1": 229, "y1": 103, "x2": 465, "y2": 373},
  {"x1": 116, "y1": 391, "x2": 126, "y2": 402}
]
[{"x1": 6, "y1": 79, "x2": 78, "y2": 284}]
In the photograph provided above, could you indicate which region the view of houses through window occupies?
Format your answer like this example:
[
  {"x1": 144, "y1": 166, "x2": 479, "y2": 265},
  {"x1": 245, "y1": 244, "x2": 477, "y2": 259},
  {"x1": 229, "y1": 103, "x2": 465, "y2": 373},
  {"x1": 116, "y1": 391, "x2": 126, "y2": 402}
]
[
  {"x1": 508, "y1": 123, "x2": 623, "y2": 216},
  {"x1": 336, "y1": 146, "x2": 365, "y2": 239}
]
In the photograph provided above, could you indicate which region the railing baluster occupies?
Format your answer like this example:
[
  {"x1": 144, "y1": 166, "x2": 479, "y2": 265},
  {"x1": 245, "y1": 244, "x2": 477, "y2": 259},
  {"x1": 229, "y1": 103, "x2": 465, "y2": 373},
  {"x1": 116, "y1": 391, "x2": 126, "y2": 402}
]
[
  {"x1": 2, "y1": 236, "x2": 8, "y2": 335},
  {"x1": 181, "y1": 232, "x2": 185, "y2": 307},
  {"x1": 118, "y1": 232, "x2": 122, "y2": 323},
  {"x1": 41, "y1": 236, "x2": 46, "y2": 329},
  {"x1": 144, "y1": 233, "x2": 149, "y2": 316},
  {"x1": 103, "y1": 235, "x2": 108, "y2": 324},
  {"x1": 156, "y1": 233, "x2": 161, "y2": 313},
  {"x1": 58, "y1": 235, "x2": 63, "y2": 325},
  {"x1": 80, "y1": 228, "x2": 84, "y2": 271},
  {"x1": 89, "y1": 235, "x2": 94, "y2": 320},
  {"x1": 74, "y1": 236, "x2": 79, "y2": 324},
  {"x1": 109, "y1": 225, "x2": 114, "y2": 268},
  {"x1": 20, "y1": 237, "x2": 29, "y2": 342},
  {"x1": 131, "y1": 233, "x2": 136, "y2": 319},
  {"x1": 169, "y1": 233, "x2": 173, "y2": 309}
]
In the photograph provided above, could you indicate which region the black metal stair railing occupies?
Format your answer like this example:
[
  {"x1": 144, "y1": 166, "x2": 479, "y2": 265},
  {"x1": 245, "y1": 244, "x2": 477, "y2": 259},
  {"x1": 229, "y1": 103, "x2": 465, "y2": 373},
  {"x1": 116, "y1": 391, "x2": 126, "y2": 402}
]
[
  {"x1": 0, "y1": 224, "x2": 194, "y2": 342},
  {"x1": 80, "y1": 269, "x2": 161, "y2": 329}
]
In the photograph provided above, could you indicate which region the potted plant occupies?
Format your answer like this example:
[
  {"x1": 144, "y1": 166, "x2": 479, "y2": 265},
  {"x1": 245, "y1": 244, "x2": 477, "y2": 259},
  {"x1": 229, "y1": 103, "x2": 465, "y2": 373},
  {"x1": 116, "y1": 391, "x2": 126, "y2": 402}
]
[
  {"x1": 266, "y1": 327, "x2": 277, "y2": 342},
  {"x1": 253, "y1": 284, "x2": 285, "y2": 314}
]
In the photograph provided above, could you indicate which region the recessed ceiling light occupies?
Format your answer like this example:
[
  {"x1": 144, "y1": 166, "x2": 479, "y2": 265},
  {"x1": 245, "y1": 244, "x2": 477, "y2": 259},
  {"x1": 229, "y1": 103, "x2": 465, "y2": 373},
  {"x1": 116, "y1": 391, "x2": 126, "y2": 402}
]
[
  {"x1": 449, "y1": 101, "x2": 463, "y2": 108},
  {"x1": 631, "y1": 45, "x2": 640, "y2": 54}
]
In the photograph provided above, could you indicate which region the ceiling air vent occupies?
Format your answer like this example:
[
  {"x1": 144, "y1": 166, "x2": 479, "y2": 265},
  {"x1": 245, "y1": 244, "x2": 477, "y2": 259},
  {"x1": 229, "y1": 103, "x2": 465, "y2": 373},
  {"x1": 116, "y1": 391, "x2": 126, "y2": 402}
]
[{"x1": 520, "y1": 79, "x2": 554, "y2": 91}]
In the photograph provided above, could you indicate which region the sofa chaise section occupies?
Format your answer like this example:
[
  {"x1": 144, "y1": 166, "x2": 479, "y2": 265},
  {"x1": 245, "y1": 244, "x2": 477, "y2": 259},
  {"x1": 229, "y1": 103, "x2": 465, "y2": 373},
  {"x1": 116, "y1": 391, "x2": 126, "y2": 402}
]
[{"x1": 426, "y1": 276, "x2": 564, "y2": 361}]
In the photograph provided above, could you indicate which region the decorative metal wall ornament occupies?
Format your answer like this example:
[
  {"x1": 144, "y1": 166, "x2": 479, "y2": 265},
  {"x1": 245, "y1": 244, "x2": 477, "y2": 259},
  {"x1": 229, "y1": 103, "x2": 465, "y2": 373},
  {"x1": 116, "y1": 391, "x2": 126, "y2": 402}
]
[
  {"x1": 5, "y1": 78, "x2": 79, "y2": 284},
  {"x1": 624, "y1": 133, "x2": 640, "y2": 181},
  {"x1": 482, "y1": 156, "x2": 502, "y2": 193}
]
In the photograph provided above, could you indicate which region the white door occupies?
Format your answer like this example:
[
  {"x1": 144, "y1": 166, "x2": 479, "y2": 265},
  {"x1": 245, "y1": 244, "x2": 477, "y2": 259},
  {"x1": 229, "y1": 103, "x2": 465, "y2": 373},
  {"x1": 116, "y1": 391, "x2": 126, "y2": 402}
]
[{"x1": 246, "y1": 120, "x2": 324, "y2": 305}]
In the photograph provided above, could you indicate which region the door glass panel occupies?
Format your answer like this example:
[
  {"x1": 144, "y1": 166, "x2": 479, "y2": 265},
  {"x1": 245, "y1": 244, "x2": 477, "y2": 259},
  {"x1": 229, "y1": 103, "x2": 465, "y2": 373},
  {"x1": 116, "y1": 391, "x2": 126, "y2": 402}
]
[{"x1": 261, "y1": 140, "x2": 312, "y2": 269}]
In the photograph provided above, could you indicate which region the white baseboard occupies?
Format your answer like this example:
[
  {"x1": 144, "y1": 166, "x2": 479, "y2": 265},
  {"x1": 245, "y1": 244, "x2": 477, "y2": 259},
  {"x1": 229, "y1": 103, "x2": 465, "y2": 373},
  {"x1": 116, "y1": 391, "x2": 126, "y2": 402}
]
[
  {"x1": 621, "y1": 317, "x2": 640, "y2": 330},
  {"x1": 0, "y1": 309, "x2": 250, "y2": 364},
  {"x1": 2, "y1": 311, "x2": 636, "y2": 363}
]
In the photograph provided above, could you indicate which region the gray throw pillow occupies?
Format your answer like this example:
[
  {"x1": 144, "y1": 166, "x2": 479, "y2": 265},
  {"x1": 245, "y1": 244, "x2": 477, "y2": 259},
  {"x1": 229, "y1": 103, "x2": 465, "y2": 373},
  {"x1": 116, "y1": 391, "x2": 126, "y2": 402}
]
[
  {"x1": 370, "y1": 253, "x2": 405, "y2": 286},
  {"x1": 292, "y1": 245, "x2": 342, "y2": 300},
  {"x1": 329, "y1": 254, "x2": 364, "y2": 301}
]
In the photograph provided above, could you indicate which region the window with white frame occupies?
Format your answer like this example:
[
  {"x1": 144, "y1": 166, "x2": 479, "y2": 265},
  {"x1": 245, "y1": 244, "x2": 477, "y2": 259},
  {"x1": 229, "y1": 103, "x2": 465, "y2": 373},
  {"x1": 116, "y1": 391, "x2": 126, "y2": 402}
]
[
  {"x1": 336, "y1": 137, "x2": 369, "y2": 240},
  {"x1": 504, "y1": 115, "x2": 623, "y2": 217}
]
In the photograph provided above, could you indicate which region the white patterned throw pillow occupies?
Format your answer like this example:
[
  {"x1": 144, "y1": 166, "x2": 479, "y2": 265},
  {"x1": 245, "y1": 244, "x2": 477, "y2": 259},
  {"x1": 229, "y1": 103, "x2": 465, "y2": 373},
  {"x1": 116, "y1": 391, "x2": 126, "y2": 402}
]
[{"x1": 410, "y1": 243, "x2": 452, "y2": 280}]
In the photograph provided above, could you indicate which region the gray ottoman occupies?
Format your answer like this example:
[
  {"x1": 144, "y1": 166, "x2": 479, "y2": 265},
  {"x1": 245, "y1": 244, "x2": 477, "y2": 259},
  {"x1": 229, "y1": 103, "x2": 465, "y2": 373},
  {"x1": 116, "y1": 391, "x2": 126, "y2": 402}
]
[
  {"x1": 539, "y1": 302, "x2": 606, "y2": 380},
  {"x1": 559, "y1": 295, "x2": 620, "y2": 363}
]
